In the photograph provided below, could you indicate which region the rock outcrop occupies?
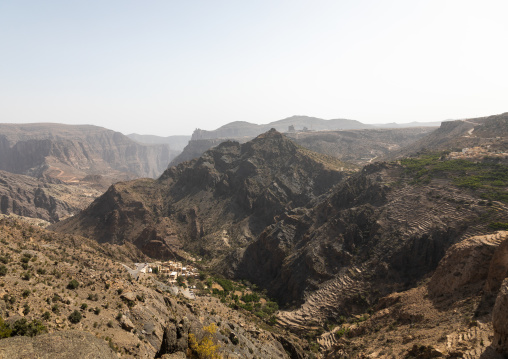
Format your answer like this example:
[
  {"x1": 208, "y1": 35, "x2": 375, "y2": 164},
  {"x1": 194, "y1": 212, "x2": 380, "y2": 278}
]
[{"x1": 428, "y1": 231, "x2": 507, "y2": 298}]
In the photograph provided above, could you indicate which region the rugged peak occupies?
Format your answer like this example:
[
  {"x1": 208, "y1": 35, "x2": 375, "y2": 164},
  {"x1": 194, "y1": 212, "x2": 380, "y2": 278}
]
[
  {"x1": 241, "y1": 129, "x2": 296, "y2": 157},
  {"x1": 53, "y1": 128, "x2": 347, "y2": 260}
]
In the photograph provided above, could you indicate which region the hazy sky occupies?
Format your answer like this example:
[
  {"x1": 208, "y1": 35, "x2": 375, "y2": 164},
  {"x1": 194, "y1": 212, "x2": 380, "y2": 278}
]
[{"x1": 1, "y1": 1, "x2": 507, "y2": 136}]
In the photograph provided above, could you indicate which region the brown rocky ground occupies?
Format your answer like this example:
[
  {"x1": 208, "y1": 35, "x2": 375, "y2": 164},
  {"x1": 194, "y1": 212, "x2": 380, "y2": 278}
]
[{"x1": 0, "y1": 217, "x2": 299, "y2": 358}]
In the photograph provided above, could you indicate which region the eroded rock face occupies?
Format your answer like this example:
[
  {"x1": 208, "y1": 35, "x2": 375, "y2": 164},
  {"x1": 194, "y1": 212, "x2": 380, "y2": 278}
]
[
  {"x1": 0, "y1": 170, "x2": 89, "y2": 222},
  {"x1": 0, "y1": 330, "x2": 117, "y2": 359},
  {"x1": 486, "y1": 234, "x2": 508, "y2": 294},
  {"x1": 0, "y1": 123, "x2": 178, "y2": 183},
  {"x1": 493, "y1": 278, "x2": 508, "y2": 353},
  {"x1": 428, "y1": 232, "x2": 507, "y2": 297}
]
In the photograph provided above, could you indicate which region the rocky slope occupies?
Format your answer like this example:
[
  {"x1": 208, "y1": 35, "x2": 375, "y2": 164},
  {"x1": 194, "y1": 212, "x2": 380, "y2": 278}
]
[
  {"x1": 287, "y1": 127, "x2": 436, "y2": 165},
  {"x1": 0, "y1": 170, "x2": 101, "y2": 222},
  {"x1": 310, "y1": 231, "x2": 508, "y2": 358},
  {"x1": 388, "y1": 112, "x2": 508, "y2": 160},
  {"x1": 51, "y1": 129, "x2": 350, "y2": 261},
  {"x1": 233, "y1": 159, "x2": 508, "y2": 312},
  {"x1": 0, "y1": 123, "x2": 179, "y2": 186},
  {"x1": 0, "y1": 217, "x2": 296, "y2": 359}
]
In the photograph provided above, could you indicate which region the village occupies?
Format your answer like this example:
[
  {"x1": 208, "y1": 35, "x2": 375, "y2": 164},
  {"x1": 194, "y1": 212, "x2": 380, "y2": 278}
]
[
  {"x1": 448, "y1": 145, "x2": 508, "y2": 161},
  {"x1": 132, "y1": 260, "x2": 200, "y2": 284}
]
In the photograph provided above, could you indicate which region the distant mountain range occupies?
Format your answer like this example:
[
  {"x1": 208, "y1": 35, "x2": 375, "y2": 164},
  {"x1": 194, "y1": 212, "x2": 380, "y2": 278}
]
[
  {"x1": 0, "y1": 123, "x2": 179, "y2": 186},
  {"x1": 127, "y1": 115, "x2": 441, "y2": 152}
]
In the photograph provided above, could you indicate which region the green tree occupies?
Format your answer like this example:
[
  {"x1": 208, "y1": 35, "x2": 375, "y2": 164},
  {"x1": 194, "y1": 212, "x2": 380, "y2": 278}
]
[{"x1": 68, "y1": 310, "x2": 82, "y2": 324}]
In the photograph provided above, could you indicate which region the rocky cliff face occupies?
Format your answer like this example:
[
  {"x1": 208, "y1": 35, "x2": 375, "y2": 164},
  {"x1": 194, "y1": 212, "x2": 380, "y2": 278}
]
[
  {"x1": 51, "y1": 130, "x2": 348, "y2": 261},
  {"x1": 0, "y1": 123, "x2": 178, "y2": 185},
  {"x1": 0, "y1": 170, "x2": 100, "y2": 222}
]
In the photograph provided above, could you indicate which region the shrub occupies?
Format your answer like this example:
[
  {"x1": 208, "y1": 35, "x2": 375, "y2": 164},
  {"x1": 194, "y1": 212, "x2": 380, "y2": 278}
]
[
  {"x1": 0, "y1": 265, "x2": 7, "y2": 276},
  {"x1": 67, "y1": 279, "x2": 79, "y2": 290},
  {"x1": 489, "y1": 222, "x2": 508, "y2": 230},
  {"x1": 22, "y1": 289, "x2": 31, "y2": 298},
  {"x1": 68, "y1": 310, "x2": 82, "y2": 324},
  {"x1": 241, "y1": 293, "x2": 260, "y2": 303},
  {"x1": 0, "y1": 316, "x2": 12, "y2": 338},
  {"x1": 21, "y1": 272, "x2": 31, "y2": 281},
  {"x1": 188, "y1": 323, "x2": 220, "y2": 359},
  {"x1": 11, "y1": 318, "x2": 46, "y2": 337}
]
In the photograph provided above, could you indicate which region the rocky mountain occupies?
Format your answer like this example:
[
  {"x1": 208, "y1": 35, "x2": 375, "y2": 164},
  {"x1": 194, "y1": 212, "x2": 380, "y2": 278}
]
[
  {"x1": 5, "y1": 115, "x2": 508, "y2": 358},
  {"x1": 191, "y1": 116, "x2": 372, "y2": 141},
  {"x1": 387, "y1": 112, "x2": 508, "y2": 160},
  {"x1": 0, "y1": 123, "x2": 179, "y2": 186},
  {"x1": 127, "y1": 134, "x2": 191, "y2": 152},
  {"x1": 171, "y1": 127, "x2": 436, "y2": 167},
  {"x1": 0, "y1": 170, "x2": 100, "y2": 223},
  {"x1": 235, "y1": 157, "x2": 508, "y2": 311},
  {"x1": 51, "y1": 129, "x2": 351, "y2": 260}
]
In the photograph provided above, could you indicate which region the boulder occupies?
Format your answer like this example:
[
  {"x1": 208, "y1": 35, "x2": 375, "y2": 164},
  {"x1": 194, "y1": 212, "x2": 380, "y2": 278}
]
[
  {"x1": 119, "y1": 315, "x2": 135, "y2": 332},
  {"x1": 156, "y1": 316, "x2": 191, "y2": 356}
]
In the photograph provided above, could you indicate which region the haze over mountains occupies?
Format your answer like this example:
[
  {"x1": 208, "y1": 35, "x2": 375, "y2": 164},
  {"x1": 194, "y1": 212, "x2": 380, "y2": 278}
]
[
  {"x1": 1, "y1": 112, "x2": 508, "y2": 358},
  {"x1": 0, "y1": 123, "x2": 178, "y2": 222}
]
